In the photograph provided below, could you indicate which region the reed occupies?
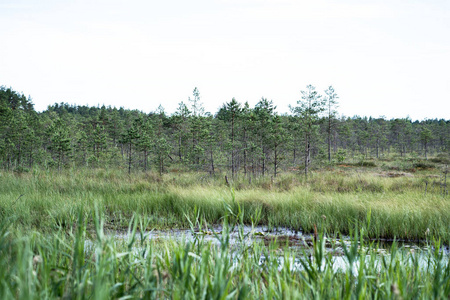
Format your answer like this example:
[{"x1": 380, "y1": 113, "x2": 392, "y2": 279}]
[{"x1": 0, "y1": 209, "x2": 448, "y2": 299}]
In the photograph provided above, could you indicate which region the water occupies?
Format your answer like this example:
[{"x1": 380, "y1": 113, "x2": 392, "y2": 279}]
[
  {"x1": 112, "y1": 224, "x2": 447, "y2": 253},
  {"x1": 106, "y1": 224, "x2": 448, "y2": 274}
]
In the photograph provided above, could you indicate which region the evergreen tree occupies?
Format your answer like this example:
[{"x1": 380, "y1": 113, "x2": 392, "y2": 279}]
[
  {"x1": 135, "y1": 116, "x2": 154, "y2": 172},
  {"x1": 187, "y1": 88, "x2": 206, "y2": 168},
  {"x1": 122, "y1": 122, "x2": 140, "y2": 174},
  {"x1": 324, "y1": 86, "x2": 339, "y2": 163},
  {"x1": 48, "y1": 118, "x2": 72, "y2": 172},
  {"x1": 172, "y1": 102, "x2": 191, "y2": 163},
  {"x1": 420, "y1": 126, "x2": 433, "y2": 160},
  {"x1": 155, "y1": 136, "x2": 172, "y2": 176},
  {"x1": 254, "y1": 98, "x2": 276, "y2": 176},
  {"x1": 269, "y1": 114, "x2": 287, "y2": 177},
  {"x1": 217, "y1": 98, "x2": 242, "y2": 176},
  {"x1": 290, "y1": 85, "x2": 325, "y2": 178},
  {"x1": 0, "y1": 86, "x2": 448, "y2": 174}
]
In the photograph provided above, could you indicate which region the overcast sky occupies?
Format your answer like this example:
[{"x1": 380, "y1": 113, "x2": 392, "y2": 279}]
[{"x1": 1, "y1": 0, "x2": 449, "y2": 120}]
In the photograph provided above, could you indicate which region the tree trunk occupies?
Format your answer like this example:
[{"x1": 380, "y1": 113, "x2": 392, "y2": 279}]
[
  {"x1": 178, "y1": 135, "x2": 182, "y2": 160},
  {"x1": 293, "y1": 148, "x2": 296, "y2": 165},
  {"x1": 262, "y1": 149, "x2": 266, "y2": 177},
  {"x1": 17, "y1": 140, "x2": 22, "y2": 167},
  {"x1": 243, "y1": 148, "x2": 247, "y2": 175},
  {"x1": 328, "y1": 117, "x2": 331, "y2": 163},
  {"x1": 305, "y1": 133, "x2": 310, "y2": 179},
  {"x1": 243, "y1": 129, "x2": 247, "y2": 175},
  {"x1": 231, "y1": 113, "x2": 235, "y2": 177},
  {"x1": 128, "y1": 141, "x2": 132, "y2": 174},
  {"x1": 376, "y1": 138, "x2": 379, "y2": 159},
  {"x1": 274, "y1": 144, "x2": 278, "y2": 177},
  {"x1": 58, "y1": 152, "x2": 62, "y2": 173},
  {"x1": 210, "y1": 147, "x2": 215, "y2": 175},
  {"x1": 29, "y1": 144, "x2": 33, "y2": 169},
  {"x1": 333, "y1": 131, "x2": 338, "y2": 153},
  {"x1": 144, "y1": 149, "x2": 148, "y2": 171}
]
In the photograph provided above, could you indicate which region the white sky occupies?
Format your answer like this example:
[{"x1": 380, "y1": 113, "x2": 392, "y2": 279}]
[{"x1": 1, "y1": 0, "x2": 449, "y2": 120}]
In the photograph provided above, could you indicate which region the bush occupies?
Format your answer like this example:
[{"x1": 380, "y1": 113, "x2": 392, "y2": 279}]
[
  {"x1": 413, "y1": 161, "x2": 435, "y2": 170},
  {"x1": 350, "y1": 161, "x2": 377, "y2": 167},
  {"x1": 360, "y1": 161, "x2": 377, "y2": 167},
  {"x1": 335, "y1": 149, "x2": 346, "y2": 163},
  {"x1": 430, "y1": 153, "x2": 450, "y2": 164},
  {"x1": 14, "y1": 166, "x2": 30, "y2": 173}
]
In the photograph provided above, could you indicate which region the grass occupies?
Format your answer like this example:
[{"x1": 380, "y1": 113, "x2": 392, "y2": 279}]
[
  {"x1": 0, "y1": 209, "x2": 448, "y2": 299},
  {"x1": 0, "y1": 164, "x2": 449, "y2": 241}
]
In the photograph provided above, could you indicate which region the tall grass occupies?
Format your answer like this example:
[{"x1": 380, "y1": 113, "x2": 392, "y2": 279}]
[
  {"x1": 0, "y1": 208, "x2": 448, "y2": 299},
  {"x1": 0, "y1": 167, "x2": 449, "y2": 241}
]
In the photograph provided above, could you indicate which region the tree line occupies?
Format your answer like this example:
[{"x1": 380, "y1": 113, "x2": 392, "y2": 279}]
[{"x1": 1, "y1": 85, "x2": 448, "y2": 176}]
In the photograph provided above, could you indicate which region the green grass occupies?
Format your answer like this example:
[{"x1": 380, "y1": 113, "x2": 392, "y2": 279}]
[
  {"x1": 0, "y1": 166, "x2": 449, "y2": 241},
  {"x1": 0, "y1": 211, "x2": 448, "y2": 299}
]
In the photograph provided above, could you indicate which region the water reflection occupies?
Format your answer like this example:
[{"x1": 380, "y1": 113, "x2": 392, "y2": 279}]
[{"x1": 108, "y1": 225, "x2": 448, "y2": 273}]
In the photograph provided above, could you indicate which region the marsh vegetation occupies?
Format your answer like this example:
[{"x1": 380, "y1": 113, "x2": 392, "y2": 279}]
[
  {"x1": 1, "y1": 86, "x2": 449, "y2": 298},
  {"x1": 1, "y1": 160, "x2": 449, "y2": 240},
  {"x1": 1, "y1": 160, "x2": 449, "y2": 298},
  {"x1": 0, "y1": 203, "x2": 449, "y2": 299}
]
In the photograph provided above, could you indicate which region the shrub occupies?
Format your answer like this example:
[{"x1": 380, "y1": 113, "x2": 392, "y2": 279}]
[
  {"x1": 413, "y1": 161, "x2": 435, "y2": 170},
  {"x1": 430, "y1": 153, "x2": 450, "y2": 164},
  {"x1": 350, "y1": 161, "x2": 377, "y2": 167}
]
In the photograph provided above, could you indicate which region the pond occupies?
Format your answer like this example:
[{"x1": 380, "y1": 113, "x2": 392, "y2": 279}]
[{"x1": 108, "y1": 224, "x2": 449, "y2": 273}]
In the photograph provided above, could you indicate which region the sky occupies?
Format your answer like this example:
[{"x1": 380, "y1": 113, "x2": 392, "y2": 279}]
[{"x1": 1, "y1": 0, "x2": 449, "y2": 120}]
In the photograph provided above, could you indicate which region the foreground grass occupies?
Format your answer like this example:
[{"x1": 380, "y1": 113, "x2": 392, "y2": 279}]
[
  {"x1": 0, "y1": 166, "x2": 449, "y2": 241},
  {"x1": 0, "y1": 211, "x2": 449, "y2": 299}
]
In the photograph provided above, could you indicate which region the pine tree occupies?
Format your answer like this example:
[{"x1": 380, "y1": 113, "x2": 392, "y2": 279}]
[
  {"x1": 122, "y1": 122, "x2": 140, "y2": 174},
  {"x1": 420, "y1": 126, "x2": 433, "y2": 160},
  {"x1": 217, "y1": 98, "x2": 242, "y2": 177},
  {"x1": 135, "y1": 116, "x2": 154, "y2": 172},
  {"x1": 188, "y1": 88, "x2": 206, "y2": 169},
  {"x1": 172, "y1": 101, "x2": 191, "y2": 163},
  {"x1": 269, "y1": 114, "x2": 287, "y2": 177},
  {"x1": 48, "y1": 118, "x2": 72, "y2": 172},
  {"x1": 290, "y1": 85, "x2": 326, "y2": 178},
  {"x1": 254, "y1": 98, "x2": 276, "y2": 176},
  {"x1": 324, "y1": 86, "x2": 339, "y2": 163},
  {"x1": 155, "y1": 136, "x2": 172, "y2": 176}
]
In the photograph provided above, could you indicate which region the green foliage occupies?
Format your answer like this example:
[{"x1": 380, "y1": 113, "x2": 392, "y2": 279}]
[
  {"x1": 430, "y1": 153, "x2": 450, "y2": 164},
  {"x1": 413, "y1": 161, "x2": 436, "y2": 170},
  {"x1": 0, "y1": 212, "x2": 448, "y2": 299},
  {"x1": 0, "y1": 86, "x2": 448, "y2": 177},
  {"x1": 154, "y1": 136, "x2": 172, "y2": 175},
  {"x1": 335, "y1": 149, "x2": 346, "y2": 163},
  {"x1": 350, "y1": 160, "x2": 377, "y2": 167},
  {"x1": 1, "y1": 168, "x2": 449, "y2": 241},
  {"x1": 290, "y1": 85, "x2": 327, "y2": 177},
  {"x1": 47, "y1": 118, "x2": 72, "y2": 171},
  {"x1": 0, "y1": 86, "x2": 448, "y2": 298}
]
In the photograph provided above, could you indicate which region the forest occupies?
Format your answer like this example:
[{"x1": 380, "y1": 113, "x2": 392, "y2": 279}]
[{"x1": 1, "y1": 85, "x2": 448, "y2": 175}]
